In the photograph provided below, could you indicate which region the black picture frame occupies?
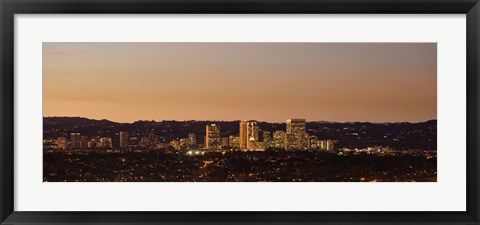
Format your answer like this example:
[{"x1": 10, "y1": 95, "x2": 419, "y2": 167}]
[{"x1": 1, "y1": 0, "x2": 479, "y2": 224}]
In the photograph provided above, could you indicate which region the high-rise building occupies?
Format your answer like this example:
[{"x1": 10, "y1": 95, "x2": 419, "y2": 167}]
[
  {"x1": 205, "y1": 124, "x2": 221, "y2": 150},
  {"x1": 188, "y1": 133, "x2": 197, "y2": 147},
  {"x1": 246, "y1": 121, "x2": 259, "y2": 150},
  {"x1": 239, "y1": 121, "x2": 248, "y2": 149},
  {"x1": 263, "y1": 131, "x2": 272, "y2": 149},
  {"x1": 229, "y1": 135, "x2": 240, "y2": 149},
  {"x1": 239, "y1": 121, "x2": 260, "y2": 150},
  {"x1": 272, "y1": 130, "x2": 286, "y2": 149},
  {"x1": 70, "y1": 133, "x2": 81, "y2": 149},
  {"x1": 119, "y1": 131, "x2": 128, "y2": 148},
  {"x1": 285, "y1": 119, "x2": 308, "y2": 150},
  {"x1": 56, "y1": 137, "x2": 67, "y2": 150}
]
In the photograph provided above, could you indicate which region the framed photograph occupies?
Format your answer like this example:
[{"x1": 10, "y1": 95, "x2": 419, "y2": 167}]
[{"x1": 1, "y1": 0, "x2": 479, "y2": 224}]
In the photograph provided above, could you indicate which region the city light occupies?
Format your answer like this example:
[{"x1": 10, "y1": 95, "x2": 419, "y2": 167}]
[{"x1": 43, "y1": 116, "x2": 437, "y2": 182}]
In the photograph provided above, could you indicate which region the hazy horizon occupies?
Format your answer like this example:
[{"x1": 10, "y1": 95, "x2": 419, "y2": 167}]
[
  {"x1": 43, "y1": 42, "x2": 437, "y2": 123},
  {"x1": 43, "y1": 115, "x2": 437, "y2": 124}
]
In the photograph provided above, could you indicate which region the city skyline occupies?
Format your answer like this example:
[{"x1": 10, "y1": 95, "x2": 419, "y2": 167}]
[
  {"x1": 43, "y1": 116, "x2": 437, "y2": 182},
  {"x1": 43, "y1": 42, "x2": 436, "y2": 123},
  {"x1": 44, "y1": 116, "x2": 436, "y2": 152},
  {"x1": 46, "y1": 117, "x2": 339, "y2": 155}
]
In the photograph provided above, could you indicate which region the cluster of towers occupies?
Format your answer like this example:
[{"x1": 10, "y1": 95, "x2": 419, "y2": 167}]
[
  {"x1": 205, "y1": 119, "x2": 334, "y2": 151},
  {"x1": 55, "y1": 131, "x2": 129, "y2": 150},
  {"x1": 52, "y1": 120, "x2": 334, "y2": 151}
]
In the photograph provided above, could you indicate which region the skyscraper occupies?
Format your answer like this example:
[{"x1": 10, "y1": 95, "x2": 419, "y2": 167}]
[
  {"x1": 246, "y1": 121, "x2": 259, "y2": 150},
  {"x1": 239, "y1": 121, "x2": 248, "y2": 149},
  {"x1": 285, "y1": 119, "x2": 308, "y2": 150},
  {"x1": 263, "y1": 131, "x2": 272, "y2": 149},
  {"x1": 205, "y1": 124, "x2": 221, "y2": 150},
  {"x1": 239, "y1": 121, "x2": 260, "y2": 150},
  {"x1": 272, "y1": 130, "x2": 286, "y2": 149},
  {"x1": 119, "y1": 131, "x2": 128, "y2": 148},
  {"x1": 70, "y1": 133, "x2": 81, "y2": 149}
]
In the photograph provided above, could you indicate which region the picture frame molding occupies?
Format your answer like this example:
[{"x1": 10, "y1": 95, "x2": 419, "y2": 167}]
[{"x1": 1, "y1": 0, "x2": 479, "y2": 224}]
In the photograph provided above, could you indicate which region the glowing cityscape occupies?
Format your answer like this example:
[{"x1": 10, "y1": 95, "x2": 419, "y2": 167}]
[
  {"x1": 46, "y1": 118, "x2": 338, "y2": 152},
  {"x1": 43, "y1": 42, "x2": 437, "y2": 182},
  {"x1": 43, "y1": 117, "x2": 436, "y2": 182}
]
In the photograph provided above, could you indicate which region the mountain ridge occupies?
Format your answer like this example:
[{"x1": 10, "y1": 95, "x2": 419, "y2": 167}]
[{"x1": 43, "y1": 116, "x2": 437, "y2": 125}]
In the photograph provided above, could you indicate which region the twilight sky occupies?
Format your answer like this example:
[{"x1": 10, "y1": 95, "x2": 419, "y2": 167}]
[{"x1": 43, "y1": 42, "x2": 436, "y2": 123}]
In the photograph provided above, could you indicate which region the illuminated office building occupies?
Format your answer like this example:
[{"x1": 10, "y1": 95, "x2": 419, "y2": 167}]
[
  {"x1": 205, "y1": 124, "x2": 221, "y2": 150},
  {"x1": 239, "y1": 121, "x2": 248, "y2": 149},
  {"x1": 285, "y1": 119, "x2": 308, "y2": 150},
  {"x1": 119, "y1": 131, "x2": 128, "y2": 148},
  {"x1": 263, "y1": 131, "x2": 272, "y2": 149},
  {"x1": 239, "y1": 121, "x2": 260, "y2": 150},
  {"x1": 272, "y1": 130, "x2": 286, "y2": 149},
  {"x1": 246, "y1": 121, "x2": 259, "y2": 150}
]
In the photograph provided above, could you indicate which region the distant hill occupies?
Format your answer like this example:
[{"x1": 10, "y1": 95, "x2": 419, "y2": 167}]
[
  {"x1": 43, "y1": 116, "x2": 118, "y2": 128},
  {"x1": 43, "y1": 116, "x2": 436, "y2": 127},
  {"x1": 310, "y1": 119, "x2": 437, "y2": 125}
]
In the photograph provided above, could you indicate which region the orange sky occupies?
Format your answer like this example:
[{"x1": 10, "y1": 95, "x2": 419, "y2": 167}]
[{"x1": 43, "y1": 42, "x2": 436, "y2": 123}]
